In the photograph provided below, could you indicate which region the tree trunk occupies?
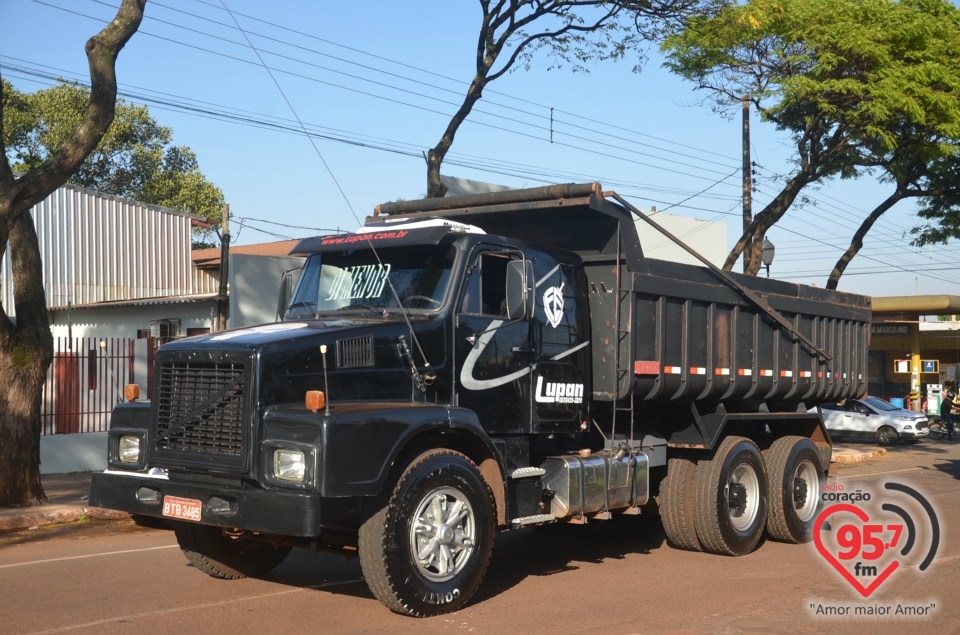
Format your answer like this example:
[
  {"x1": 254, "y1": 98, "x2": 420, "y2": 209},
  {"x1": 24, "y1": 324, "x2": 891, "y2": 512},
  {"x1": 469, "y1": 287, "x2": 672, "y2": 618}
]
[
  {"x1": 723, "y1": 171, "x2": 814, "y2": 274},
  {"x1": 0, "y1": 215, "x2": 53, "y2": 507},
  {"x1": 426, "y1": 77, "x2": 487, "y2": 198},
  {"x1": 0, "y1": 0, "x2": 144, "y2": 508},
  {"x1": 826, "y1": 189, "x2": 906, "y2": 290}
]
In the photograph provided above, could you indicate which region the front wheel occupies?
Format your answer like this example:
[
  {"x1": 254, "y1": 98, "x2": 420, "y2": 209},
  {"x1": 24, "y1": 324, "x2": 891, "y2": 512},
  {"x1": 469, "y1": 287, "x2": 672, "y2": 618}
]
[
  {"x1": 359, "y1": 449, "x2": 495, "y2": 617},
  {"x1": 692, "y1": 436, "x2": 768, "y2": 556},
  {"x1": 877, "y1": 426, "x2": 899, "y2": 446}
]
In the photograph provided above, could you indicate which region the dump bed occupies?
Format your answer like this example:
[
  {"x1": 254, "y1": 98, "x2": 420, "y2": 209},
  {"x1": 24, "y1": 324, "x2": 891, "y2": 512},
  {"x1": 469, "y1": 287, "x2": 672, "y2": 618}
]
[
  {"x1": 372, "y1": 182, "x2": 872, "y2": 411},
  {"x1": 626, "y1": 257, "x2": 870, "y2": 408}
]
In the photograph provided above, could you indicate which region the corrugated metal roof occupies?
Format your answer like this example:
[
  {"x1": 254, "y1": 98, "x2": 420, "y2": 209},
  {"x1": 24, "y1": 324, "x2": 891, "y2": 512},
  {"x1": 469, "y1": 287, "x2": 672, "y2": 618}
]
[
  {"x1": 192, "y1": 239, "x2": 301, "y2": 268},
  {"x1": 49, "y1": 292, "x2": 219, "y2": 311}
]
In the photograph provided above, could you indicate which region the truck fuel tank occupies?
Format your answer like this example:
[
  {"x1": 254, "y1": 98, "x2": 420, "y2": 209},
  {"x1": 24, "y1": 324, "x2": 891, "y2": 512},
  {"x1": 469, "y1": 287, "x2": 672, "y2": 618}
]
[{"x1": 541, "y1": 451, "x2": 649, "y2": 518}]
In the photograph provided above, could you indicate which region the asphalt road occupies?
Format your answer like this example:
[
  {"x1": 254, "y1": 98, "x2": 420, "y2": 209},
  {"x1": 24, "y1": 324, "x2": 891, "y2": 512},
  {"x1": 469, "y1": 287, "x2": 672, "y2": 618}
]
[{"x1": 2, "y1": 440, "x2": 958, "y2": 635}]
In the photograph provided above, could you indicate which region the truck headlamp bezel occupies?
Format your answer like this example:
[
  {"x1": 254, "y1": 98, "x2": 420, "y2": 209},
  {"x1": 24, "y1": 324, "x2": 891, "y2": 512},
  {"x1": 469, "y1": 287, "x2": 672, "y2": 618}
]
[
  {"x1": 107, "y1": 428, "x2": 148, "y2": 471},
  {"x1": 261, "y1": 441, "x2": 317, "y2": 490}
]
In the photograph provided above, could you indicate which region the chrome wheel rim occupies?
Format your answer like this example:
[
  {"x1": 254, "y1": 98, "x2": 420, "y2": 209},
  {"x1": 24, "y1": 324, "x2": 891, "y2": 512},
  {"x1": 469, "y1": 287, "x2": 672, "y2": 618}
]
[
  {"x1": 726, "y1": 463, "x2": 760, "y2": 532},
  {"x1": 793, "y1": 459, "x2": 819, "y2": 522},
  {"x1": 409, "y1": 487, "x2": 476, "y2": 582}
]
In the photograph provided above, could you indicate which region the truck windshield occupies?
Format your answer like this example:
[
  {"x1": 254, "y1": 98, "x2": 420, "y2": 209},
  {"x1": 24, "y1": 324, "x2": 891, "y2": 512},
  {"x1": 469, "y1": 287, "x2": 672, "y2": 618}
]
[{"x1": 286, "y1": 245, "x2": 455, "y2": 316}]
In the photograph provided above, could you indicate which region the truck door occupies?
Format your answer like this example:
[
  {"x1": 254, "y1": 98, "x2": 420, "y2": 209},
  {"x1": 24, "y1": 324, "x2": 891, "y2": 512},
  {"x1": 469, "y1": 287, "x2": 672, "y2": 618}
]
[
  {"x1": 455, "y1": 250, "x2": 535, "y2": 433},
  {"x1": 531, "y1": 259, "x2": 587, "y2": 433}
]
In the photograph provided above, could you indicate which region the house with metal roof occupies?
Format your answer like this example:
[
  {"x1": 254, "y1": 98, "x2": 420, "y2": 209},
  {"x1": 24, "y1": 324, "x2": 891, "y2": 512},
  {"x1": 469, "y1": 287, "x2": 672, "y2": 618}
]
[{"x1": 0, "y1": 182, "x2": 304, "y2": 471}]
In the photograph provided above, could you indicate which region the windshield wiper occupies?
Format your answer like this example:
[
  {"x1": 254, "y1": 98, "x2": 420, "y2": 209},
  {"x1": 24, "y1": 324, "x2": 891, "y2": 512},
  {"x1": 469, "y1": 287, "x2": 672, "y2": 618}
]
[{"x1": 335, "y1": 303, "x2": 387, "y2": 316}]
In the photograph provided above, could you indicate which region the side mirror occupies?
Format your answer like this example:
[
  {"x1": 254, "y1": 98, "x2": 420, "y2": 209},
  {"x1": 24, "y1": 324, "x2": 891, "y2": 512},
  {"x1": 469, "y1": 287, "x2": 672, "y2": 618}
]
[
  {"x1": 276, "y1": 269, "x2": 297, "y2": 321},
  {"x1": 506, "y1": 260, "x2": 535, "y2": 319}
]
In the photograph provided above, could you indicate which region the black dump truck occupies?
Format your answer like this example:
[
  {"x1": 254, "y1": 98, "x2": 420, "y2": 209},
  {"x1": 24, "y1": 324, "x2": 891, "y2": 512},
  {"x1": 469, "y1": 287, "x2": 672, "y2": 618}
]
[{"x1": 91, "y1": 183, "x2": 871, "y2": 616}]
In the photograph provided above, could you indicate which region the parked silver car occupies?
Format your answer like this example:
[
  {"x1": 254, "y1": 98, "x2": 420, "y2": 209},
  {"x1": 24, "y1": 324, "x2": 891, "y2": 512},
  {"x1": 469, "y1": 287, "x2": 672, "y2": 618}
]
[{"x1": 818, "y1": 396, "x2": 930, "y2": 445}]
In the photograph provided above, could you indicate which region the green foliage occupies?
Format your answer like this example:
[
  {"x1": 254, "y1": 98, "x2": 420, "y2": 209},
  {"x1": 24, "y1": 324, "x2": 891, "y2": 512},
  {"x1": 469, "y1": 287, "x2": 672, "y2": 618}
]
[
  {"x1": 661, "y1": 0, "x2": 960, "y2": 273},
  {"x1": 2, "y1": 79, "x2": 224, "y2": 246},
  {"x1": 663, "y1": 0, "x2": 960, "y2": 143}
]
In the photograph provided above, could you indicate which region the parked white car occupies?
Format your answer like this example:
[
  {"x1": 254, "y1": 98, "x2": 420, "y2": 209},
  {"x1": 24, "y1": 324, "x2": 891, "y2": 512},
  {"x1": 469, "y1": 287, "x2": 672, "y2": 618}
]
[{"x1": 818, "y1": 396, "x2": 930, "y2": 445}]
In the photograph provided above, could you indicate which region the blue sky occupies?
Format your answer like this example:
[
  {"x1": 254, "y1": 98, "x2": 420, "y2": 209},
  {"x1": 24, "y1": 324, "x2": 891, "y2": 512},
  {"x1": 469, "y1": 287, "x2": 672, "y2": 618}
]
[{"x1": 2, "y1": 0, "x2": 959, "y2": 298}]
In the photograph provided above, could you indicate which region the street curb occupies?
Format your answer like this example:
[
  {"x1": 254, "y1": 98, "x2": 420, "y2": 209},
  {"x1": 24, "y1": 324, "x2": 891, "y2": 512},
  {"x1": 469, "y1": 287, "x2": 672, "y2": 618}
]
[
  {"x1": 0, "y1": 506, "x2": 130, "y2": 532},
  {"x1": 831, "y1": 447, "x2": 888, "y2": 464}
]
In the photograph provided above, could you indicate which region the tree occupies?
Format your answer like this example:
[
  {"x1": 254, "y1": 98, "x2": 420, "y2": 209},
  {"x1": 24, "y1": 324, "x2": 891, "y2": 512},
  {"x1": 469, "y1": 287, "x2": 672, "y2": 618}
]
[
  {"x1": 425, "y1": 0, "x2": 725, "y2": 198},
  {"x1": 662, "y1": 0, "x2": 960, "y2": 275},
  {"x1": 827, "y1": 128, "x2": 960, "y2": 289},
  {"x1": 0, "y1": 0, "x2": 145, "y2": 508},
  {"x1": 3, "y1": 79, "x2": 224, "y2": 248}
]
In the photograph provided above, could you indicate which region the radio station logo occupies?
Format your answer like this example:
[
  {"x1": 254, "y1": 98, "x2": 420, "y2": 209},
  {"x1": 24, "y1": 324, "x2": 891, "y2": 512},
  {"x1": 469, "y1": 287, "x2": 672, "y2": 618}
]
[{"x1": 808, "y1": 480, "x2": 941, "y2": 619}]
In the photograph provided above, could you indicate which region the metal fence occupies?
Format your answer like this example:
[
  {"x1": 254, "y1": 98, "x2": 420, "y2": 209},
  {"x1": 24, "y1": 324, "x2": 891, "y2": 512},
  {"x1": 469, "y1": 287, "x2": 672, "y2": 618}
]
[{"x1": 41, "y1": 337, "x2": 135, "y2": 435}]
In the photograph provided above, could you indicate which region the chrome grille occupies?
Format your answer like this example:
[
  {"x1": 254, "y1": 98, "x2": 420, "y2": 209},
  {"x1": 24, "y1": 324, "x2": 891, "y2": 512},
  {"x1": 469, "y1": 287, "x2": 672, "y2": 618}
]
[
  {"x1": 154, "y1": 361, "x2": 246, "y2": 456},
  {"x1": 336, "y1": 334, "x2": 374, "y2": 368}
]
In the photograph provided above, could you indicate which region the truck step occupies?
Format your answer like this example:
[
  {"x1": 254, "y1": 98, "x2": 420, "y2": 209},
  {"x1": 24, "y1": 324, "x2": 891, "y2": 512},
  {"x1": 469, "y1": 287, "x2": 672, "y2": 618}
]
[
  {"x1": 508, "y1": 467, "x2": 546, "y2": 479},
  {"x1": 511, "y1": 513, "x2": 556, "y2": 527}
]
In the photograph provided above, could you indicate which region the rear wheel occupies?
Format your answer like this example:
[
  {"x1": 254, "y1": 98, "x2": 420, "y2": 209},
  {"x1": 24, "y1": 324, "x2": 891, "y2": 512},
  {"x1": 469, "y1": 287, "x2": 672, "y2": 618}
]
[
  {"x1": 693, "y1": 436, "x2": 768, "y2": 556},
  {"x1": 359, "y1": 449, "x2": 495, "y2": 617},
  {"x1": 928, "y1": 422, "x2": 946, "y2": 440},
  {"x1": 174, "y1": 523, "x2": 291, "y2": 580},
  {"x1": 764, "y1": 436, "x2": 823, "y2": 543},
  {"x1": 877, "y1": 426, "x2": 899, "y2": 446},
  {"x1": 660, "y1": 457, "x2": 701, "y2": 551}
]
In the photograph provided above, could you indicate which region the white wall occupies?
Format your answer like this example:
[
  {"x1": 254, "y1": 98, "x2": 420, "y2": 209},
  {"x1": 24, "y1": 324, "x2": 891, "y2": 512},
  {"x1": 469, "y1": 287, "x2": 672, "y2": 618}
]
[
  {"x1": 229, "y1": 254, "x2": 305, "y2": 327},
  {"x1": 634, "y1": 212, "x2": 728, "y2": 268},
  {"x1": 40, "y1": 432, "x2": 107, "y2": 474}
]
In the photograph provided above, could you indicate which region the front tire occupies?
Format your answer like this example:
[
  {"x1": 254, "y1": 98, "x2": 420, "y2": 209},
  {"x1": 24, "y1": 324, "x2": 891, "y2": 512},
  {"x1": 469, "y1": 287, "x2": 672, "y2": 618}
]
[
  {"x1": 359, "y1": 449, "x2": 495, "y2": 617},
  {"x1": 174, "y1": 523, "x2": 291, "y2": 580},
  {"x1": 764, "y1": 436, "x2": 823, "y2": 543},
  {"x1": 693, "y1": 436, "x2": 768, "y2": 556}
]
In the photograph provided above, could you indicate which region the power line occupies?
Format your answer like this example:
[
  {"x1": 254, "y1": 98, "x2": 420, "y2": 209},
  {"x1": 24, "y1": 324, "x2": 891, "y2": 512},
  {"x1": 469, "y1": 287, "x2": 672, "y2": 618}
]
[{"x1": 51, "y1": 0, "x2": 741, "y2": 181}]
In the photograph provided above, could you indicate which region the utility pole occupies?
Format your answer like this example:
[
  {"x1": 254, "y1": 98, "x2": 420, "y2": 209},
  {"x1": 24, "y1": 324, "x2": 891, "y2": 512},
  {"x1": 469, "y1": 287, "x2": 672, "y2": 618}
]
[
  {"x1": 742, "y1": 98, "x2": 752, "y2": 273},
  {"x1": 216, "y1": 203, "x2": 230, "y2": 332}
]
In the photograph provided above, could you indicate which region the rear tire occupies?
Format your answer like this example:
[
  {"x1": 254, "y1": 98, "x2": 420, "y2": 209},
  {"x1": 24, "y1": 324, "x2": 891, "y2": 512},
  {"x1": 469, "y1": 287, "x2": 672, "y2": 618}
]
[
  {"x1": 764, "y1": 436, "x2": 823, "y2": 543},
  {"x1": 174, "y1": 523, "x2": 291, "y2": 580},
  {"x1": 928, "y1": 422, "x2": 946, "y2": 440},
  {"x1": 660, "y1": 457, "x2": 701, "y2": 551},
  {"x1": 877, "y1": 426, "x2": 899, "y2": 446},
  {"x1": 693, "y1": 436, "x2": 768, "y2": 556},
  {"x1": 359, "y1": 449, "x2": 495, "y2": 617}
]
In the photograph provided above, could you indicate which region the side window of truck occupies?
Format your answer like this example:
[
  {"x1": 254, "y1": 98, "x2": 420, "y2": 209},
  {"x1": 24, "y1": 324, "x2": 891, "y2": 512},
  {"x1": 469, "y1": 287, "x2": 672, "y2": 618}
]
[{"x1": 460, "y1": 252, "x2": 515, "y2": 316}]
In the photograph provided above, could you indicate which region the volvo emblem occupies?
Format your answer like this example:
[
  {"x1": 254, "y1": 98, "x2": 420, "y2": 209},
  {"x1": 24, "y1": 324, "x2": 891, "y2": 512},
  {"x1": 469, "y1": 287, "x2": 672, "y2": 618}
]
[{"x1": 543, "y1": 283, "x2": 565, "y2": 328}]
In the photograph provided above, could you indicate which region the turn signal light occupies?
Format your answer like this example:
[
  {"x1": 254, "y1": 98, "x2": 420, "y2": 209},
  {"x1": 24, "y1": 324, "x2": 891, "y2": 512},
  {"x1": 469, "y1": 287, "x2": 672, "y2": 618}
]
[
  {"x1": 305, "y1": 390, "x2": 325, "y2": 412},
  {"x1": 124, "y1": 384, "x2": 140, "y2": 402}
]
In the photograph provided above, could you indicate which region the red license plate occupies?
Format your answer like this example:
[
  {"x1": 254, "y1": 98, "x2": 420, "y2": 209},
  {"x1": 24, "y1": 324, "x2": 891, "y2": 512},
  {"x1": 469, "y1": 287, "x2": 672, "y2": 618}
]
[{"x1": 162, "y1": 496, "x2": 202, "y2": 522}]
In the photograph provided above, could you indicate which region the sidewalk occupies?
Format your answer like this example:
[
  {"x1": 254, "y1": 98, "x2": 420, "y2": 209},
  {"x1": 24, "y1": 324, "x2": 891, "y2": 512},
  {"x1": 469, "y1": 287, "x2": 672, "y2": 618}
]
[
  {"x1": 0, "y1": 472, "x2": 128, "y2": 532},
  {"x1": 831, "y1": 444, "x2": 888, "y2": 464}
]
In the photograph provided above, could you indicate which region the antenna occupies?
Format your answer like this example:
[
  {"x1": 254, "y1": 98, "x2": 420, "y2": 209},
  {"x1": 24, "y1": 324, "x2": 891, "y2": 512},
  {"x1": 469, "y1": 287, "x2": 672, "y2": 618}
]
[{"x1": 218, "y1": 1, "x2": 435, "y2": 382}]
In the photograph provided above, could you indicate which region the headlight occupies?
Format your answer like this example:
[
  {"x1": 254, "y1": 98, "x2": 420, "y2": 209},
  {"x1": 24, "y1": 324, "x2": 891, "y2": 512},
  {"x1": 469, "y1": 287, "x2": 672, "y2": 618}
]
[
  {"x1": 118, "y1": 435, "x2": 141, "y2": 464},
  {"x1": 273, "y1": 449, "x2": 306, "y2": 482}
]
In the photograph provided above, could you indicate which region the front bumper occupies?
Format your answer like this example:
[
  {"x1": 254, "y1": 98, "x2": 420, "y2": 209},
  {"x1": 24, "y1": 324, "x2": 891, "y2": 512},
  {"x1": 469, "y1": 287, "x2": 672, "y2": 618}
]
[{"x1": 90, "y1": 471, "x2": 324, "y2": 537}]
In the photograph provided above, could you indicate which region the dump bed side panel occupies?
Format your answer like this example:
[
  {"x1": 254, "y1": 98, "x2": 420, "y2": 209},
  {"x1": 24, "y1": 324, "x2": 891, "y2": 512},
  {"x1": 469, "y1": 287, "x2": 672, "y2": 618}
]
[{"x1": 623, "y1": 259, "x2": 870, "y2": 408}]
